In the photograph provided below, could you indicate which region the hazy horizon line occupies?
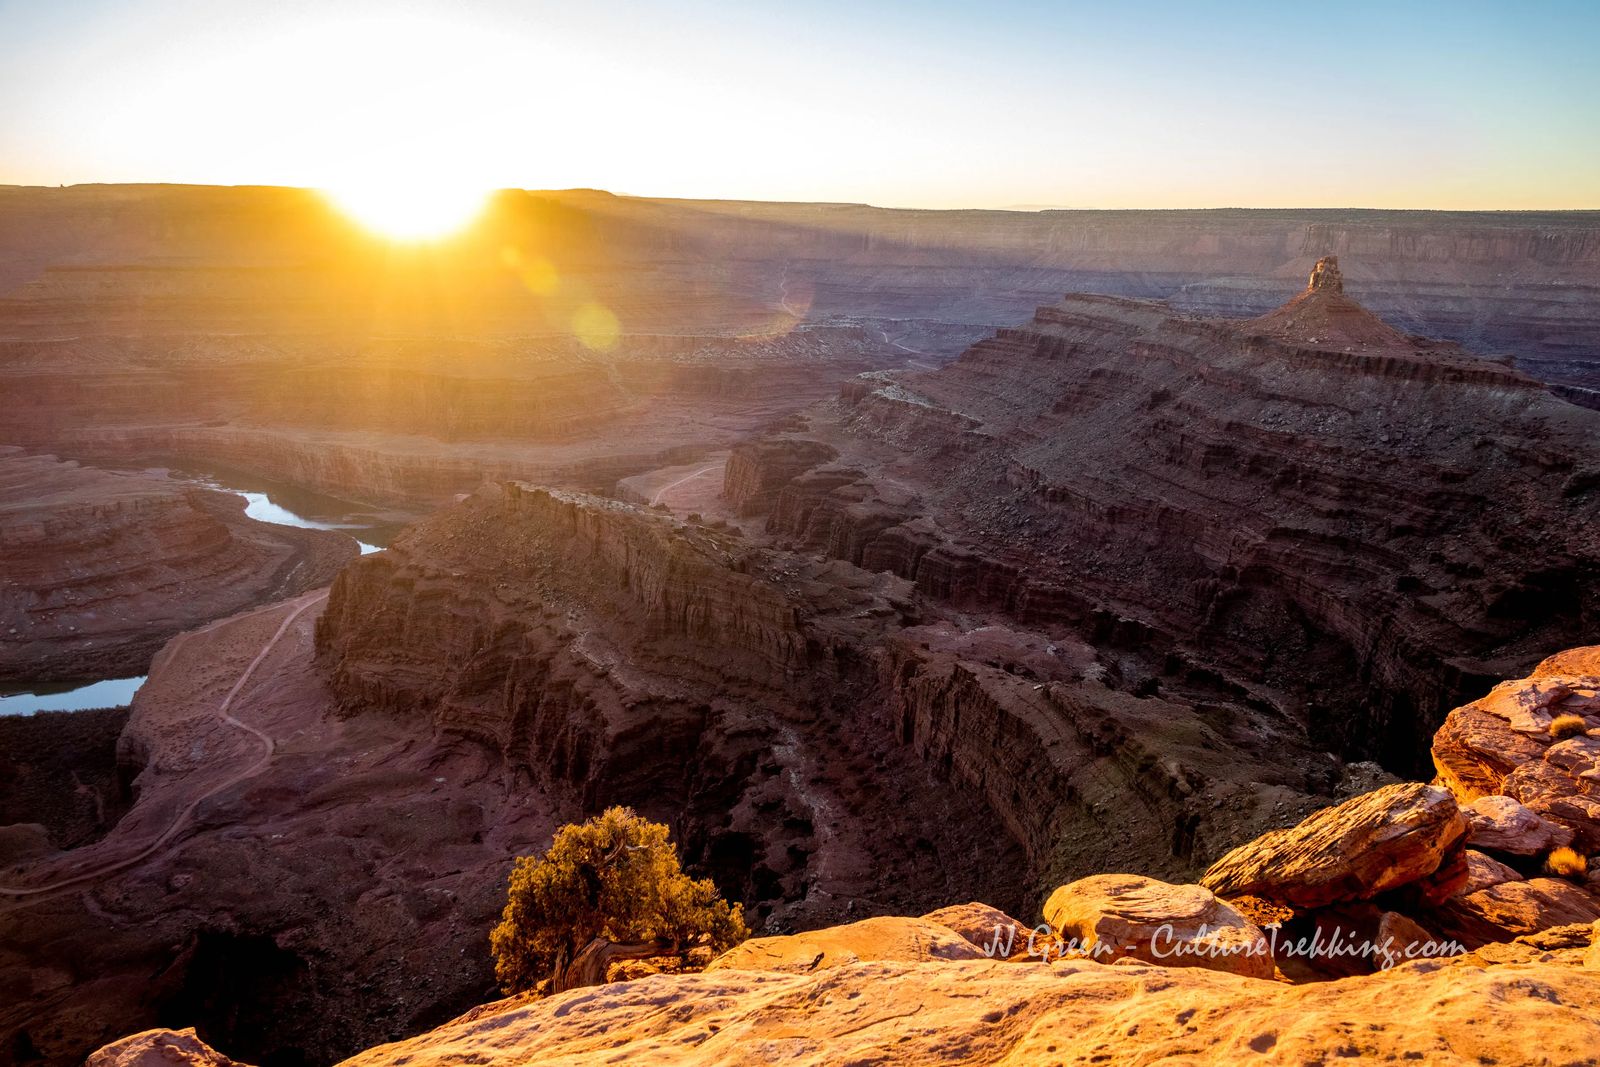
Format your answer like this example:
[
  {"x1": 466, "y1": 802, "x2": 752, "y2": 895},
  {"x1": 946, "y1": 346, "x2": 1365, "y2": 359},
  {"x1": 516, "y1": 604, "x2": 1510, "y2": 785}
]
[{"x1": 3, "y1": 181, "x2": 1599, "y2": 216}]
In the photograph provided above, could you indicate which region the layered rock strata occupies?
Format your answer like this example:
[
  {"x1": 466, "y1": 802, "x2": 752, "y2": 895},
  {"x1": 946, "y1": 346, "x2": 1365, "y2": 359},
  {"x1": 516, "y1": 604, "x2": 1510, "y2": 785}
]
[
  {"x1": 313, "y1": 483, "x2": 1028, "y2": 930},
  {"x1": 314, "y1": 484, "x2": 1362, "y2": 906},
  {"x1": 4, "y1": 187, "x2": 1598, "y2": 385},
  {"x1": 731, "y1": 269, "x2": 1600, "y2": 774}
]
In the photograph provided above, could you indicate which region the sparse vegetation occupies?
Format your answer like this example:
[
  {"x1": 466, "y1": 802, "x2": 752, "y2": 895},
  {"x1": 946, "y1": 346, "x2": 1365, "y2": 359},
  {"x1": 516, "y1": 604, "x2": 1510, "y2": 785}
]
[
  {"x1": 490, "y1": 806, "x2": 747, "y2": 995},
  {"x1": 1545, "y1": 846, "x2": 1587, "y2": 879},
  {"x1": 1548, "y1": 713, "x2": 1589, "y2": 740}
]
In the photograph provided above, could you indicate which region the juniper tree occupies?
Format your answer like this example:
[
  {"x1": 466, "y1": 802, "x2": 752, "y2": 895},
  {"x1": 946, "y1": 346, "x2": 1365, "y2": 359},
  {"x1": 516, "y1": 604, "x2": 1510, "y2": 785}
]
[{"x1": 490, "y1": 806, "x2": 748, "y2": 993}]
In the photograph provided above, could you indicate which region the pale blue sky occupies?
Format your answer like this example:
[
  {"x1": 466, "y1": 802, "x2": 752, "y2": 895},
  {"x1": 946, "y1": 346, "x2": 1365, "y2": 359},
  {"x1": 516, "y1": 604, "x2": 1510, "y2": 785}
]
[{"x1": 1, "y1": 0, "x2": 1595, "y2": 207}]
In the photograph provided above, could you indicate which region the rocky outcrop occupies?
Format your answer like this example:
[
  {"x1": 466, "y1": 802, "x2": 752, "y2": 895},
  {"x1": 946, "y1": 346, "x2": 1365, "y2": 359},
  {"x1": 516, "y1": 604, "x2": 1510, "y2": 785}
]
[
  {"x1": 86, "y1": 1028, "x2": 244, "y2": 1067},
  {"x1": 1189, "y1": 719, "x2": 1600, "y2": 961},
  {"x1": 102, "y1": 926, "x2": 1600, "y2": 1066},
  {"x1": 1042, "y1": 874, "x2": 1273, "y2": 978},
  {"x1": 1433, "y1": 646, "x2": 1600, "y2": 850},
  {"x1": 1432, "y1": 878, "x2": 1600, "y2": 949},
  {"x1": 0, "y1": 449, "x2": 354, "y2": 681},
  {"x1": 1461, "y1": 850, "x2": 1525, "y2": 895},
  {"x1": 1307, "y1": 255, "x2": 1344, "y2": 293},
  {"x1": 1200, "y1": 783, "x2": 1468, "y2": 909},
  {"x1": 917, "y1": 902, "x2": 1034, "y2": 959},
  {"x1": 723, "y1": 439, "x2": 838, "y2": 516},
  {"x1": 1244, "y1": 255, "x2": 1424, "y2": 350}
]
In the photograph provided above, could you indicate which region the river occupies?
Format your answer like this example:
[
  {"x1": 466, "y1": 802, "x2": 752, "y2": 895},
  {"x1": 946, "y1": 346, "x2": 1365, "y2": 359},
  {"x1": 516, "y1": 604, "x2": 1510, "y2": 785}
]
[{"x1": 237, "y1": 490, "x2": 383, "y2": 554}]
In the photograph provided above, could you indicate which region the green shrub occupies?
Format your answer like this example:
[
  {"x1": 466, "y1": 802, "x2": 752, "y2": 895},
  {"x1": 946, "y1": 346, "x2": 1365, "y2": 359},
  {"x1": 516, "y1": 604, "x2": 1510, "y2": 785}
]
[{"x1": 490, "y1": 806, "x2": 747, "y2": 994}]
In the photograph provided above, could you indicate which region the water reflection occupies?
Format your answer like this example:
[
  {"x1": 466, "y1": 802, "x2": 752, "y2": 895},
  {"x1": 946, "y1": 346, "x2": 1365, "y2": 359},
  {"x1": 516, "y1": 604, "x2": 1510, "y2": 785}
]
[
  {"x1": 0, "y1": 676, "x2": 146, "y2": 716},
  {"x1": 238, "y1": 490, "x2": 382, "y2": 554}
]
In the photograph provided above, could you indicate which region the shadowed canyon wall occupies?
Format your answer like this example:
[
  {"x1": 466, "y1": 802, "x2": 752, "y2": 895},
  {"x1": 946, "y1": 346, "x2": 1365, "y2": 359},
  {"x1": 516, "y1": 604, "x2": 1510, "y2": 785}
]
[{"x1": 730, "y1": 282, "x2": 1600, "y2": 776}]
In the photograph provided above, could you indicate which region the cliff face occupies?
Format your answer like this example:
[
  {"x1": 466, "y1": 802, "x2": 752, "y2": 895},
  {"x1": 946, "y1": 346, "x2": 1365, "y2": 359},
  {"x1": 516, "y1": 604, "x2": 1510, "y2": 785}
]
[
  {"x1": 734, "y1": 274, "x2": 1600, "y2": 775},
  {"x1": 313, "y1": 484, "x2": 1028, "y2": 929},
  {"x1": 314, "y1": 482, "x2": 1363, "y2": 916},
  {"x1": 872, "y1": 624, "x2": 1352, "y2": 890}
]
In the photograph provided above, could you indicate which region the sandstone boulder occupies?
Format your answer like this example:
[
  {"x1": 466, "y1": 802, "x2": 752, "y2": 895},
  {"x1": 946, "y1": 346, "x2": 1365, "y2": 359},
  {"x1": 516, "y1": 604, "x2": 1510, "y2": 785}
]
[
  {"x1": 1463, "y1": 794, "x2": 1574, "y2": 855},
  {"x1": 1430, "y1": 705, "x2": 1544, "y2": 801},
  {"x1": 85, "y1": 1028, "x2": 243, "y2": 1067},
  {"x1": 1531, "y1": 647, "x2": 1600, "y2": 678},
  {"x1": 1459, "y1": 850, "x2": 1525, "y2": 897},
  {"x1": 1432, "y1": 877, "x2": 1600, "y2": 949},
  {"x1": 1043, "y1": 874, "x2": 1273, "y2": 979},
  {"x1": 1376, "y1": 911, "x2": 1446, "y2": 970},
  {"x1": 1201, "y1": 783, "x2": 1467, "y2": 909},
  {"x1": 1502, "y1": 737, "x2": 1600, "y2": 851},
  {"x1": 920, "y1": 902, "x2": 1034, "y2": 960},
  {"x1": 1398, "y1": 842, "x2": 1471, "y2": 907},
  {"x1": 707, "y1": 915, "x2": 985, "y2": 974},
  {"x1": 1512, "y1": 922, "x2": 1599, "y2": 951}
]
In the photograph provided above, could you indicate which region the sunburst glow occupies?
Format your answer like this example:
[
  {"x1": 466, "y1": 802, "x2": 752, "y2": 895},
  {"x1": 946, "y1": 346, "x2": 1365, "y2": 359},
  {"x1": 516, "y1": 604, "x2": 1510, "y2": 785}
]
[{"x1": 323, "y1": 181, "x2": 491, "y2": 241}]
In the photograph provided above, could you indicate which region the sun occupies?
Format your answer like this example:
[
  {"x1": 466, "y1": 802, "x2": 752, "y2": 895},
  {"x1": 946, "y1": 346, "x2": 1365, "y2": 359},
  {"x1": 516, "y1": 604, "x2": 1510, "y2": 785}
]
[{"x1": 323, "y1": 180, "x2": 491, "y2": 242}]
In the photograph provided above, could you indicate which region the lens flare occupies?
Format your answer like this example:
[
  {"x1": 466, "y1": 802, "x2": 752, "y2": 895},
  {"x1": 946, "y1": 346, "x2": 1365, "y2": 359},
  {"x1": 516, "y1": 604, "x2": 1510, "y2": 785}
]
[
  {"x1": 502, "y1": 246, "x2": 561, "y2": 295},
  {"x1": 574, "y1": 303, "x2": 621, "y2": 351}
]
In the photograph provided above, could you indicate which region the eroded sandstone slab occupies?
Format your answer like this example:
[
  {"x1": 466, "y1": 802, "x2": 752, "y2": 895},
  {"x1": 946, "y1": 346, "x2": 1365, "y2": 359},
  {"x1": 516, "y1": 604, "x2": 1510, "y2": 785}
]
[{"x1": 1200, "y1": 783, "x2": 1468, "y2": 909}]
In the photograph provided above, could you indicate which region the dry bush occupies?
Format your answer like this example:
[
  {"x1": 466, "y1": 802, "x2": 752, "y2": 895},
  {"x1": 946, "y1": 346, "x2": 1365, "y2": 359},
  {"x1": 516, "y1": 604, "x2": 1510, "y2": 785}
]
[
  {"x1": 1544, "y1": 846, "x2": 1587, "y2": 879},
  {"x1": 1548, "y1": 713, "x2": 1589, "y2": 740}
]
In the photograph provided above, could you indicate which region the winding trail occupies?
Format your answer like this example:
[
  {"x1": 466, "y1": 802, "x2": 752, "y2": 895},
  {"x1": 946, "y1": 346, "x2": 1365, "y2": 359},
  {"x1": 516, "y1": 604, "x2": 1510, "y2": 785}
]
[
  {"x1": 650, "y1": 464, "x2": 721, "y2": 507},
  {"x1": 0, "y1": 592, "x2": 327, "y2": 902},
  {"x1": 776, "y1": 262, "x2": 800, "y2": 317}
]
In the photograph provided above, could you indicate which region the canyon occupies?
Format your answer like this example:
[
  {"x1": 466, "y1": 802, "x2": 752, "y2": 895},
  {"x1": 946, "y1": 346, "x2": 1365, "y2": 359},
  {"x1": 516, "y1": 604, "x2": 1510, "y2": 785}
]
[
  {"x1": 2, "y1": 189, "x2": 1599, "y2": 520},
  {"x1": 0, "y1": 449, "x2": 353, "y2": 686},
  {"x1": 730, "y1": 258, "x2": 1600, "y2": 777},
  {"x1": 3, "y1": 186, "x2": 1600, "y2": 1065}
]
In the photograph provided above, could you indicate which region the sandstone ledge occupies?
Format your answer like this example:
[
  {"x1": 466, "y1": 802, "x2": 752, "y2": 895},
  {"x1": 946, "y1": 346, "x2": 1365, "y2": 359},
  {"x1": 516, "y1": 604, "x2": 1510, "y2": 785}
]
[{"x1": 99, "y1": 946, "x2": 1600, "y2": 1067}]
